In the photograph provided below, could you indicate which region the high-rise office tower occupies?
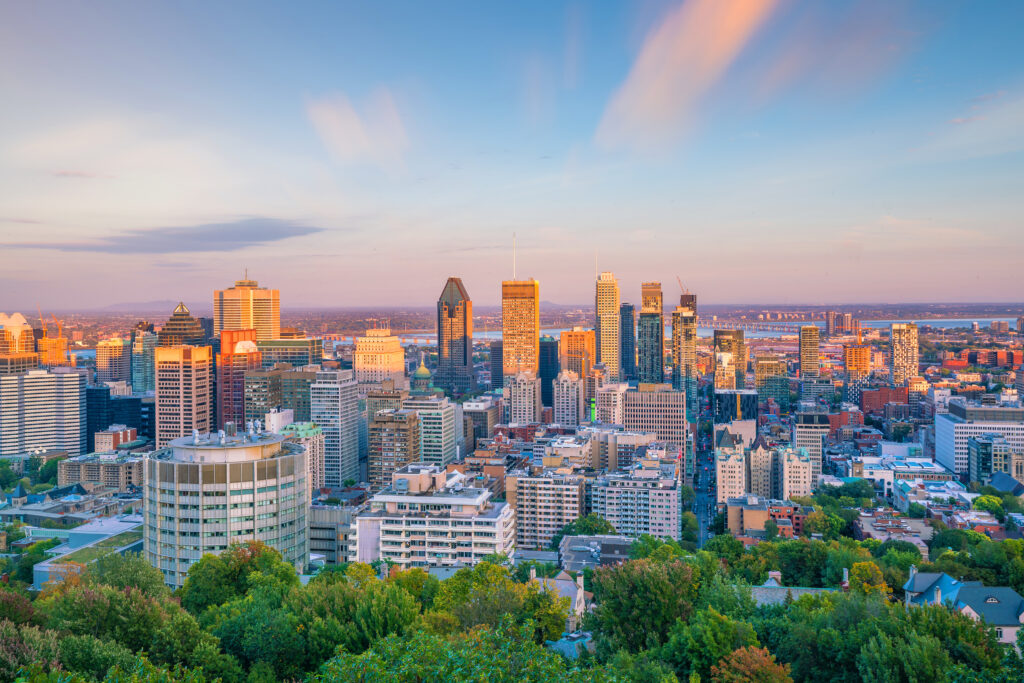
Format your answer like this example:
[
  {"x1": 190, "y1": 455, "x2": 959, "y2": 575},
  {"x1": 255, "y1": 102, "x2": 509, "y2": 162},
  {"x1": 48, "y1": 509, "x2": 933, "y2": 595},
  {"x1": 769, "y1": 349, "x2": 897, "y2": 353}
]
[
  {"x1": 714, "y1": 329, "x2": 746, "y2": 389},
  {"x1": 131, "y1": 331, "x2": 158, "y2": 393},
  {"x1": 244, "y1": 365, "x2": 284, "y2": 425},
  {"x1": 538, "y1": 336, "x2": 559, "y2": 408},
  {"x1": 553, "y1": 370, "x2": 584, "y2": 427},
  {"x1": 799, "y1": 326, "x2": 820, "y2": 379},
  {"x1": 155, "y1": 345, "x2": 212, "y2": 447},
  {"x1": 353, "y1": 328, "x2": 406, "y2": 389},
  {"x1": 158, "y1": 303, "x2": 206, "y2": 347},
  {"x1": 256, "y1": 338, "x2": 323, "y2": 369},
  {"x1": 217, "y1": 329, "x2": 262, "y2": 429},
  {"x1": 0, "y1": 368, "x2": 85, "y2": 456},
  {"x1": 436, "y1": 277, "x2": 474, "y2": 396},
  {"x1": 755, "y1": 355, "x2": 789, "y2": 408},
  {"x1": 890, "y1": 323, "x2": 920, "y2": 387},
  {"x1": 368, "y1": 409, "x2": 421, "y2": 492},
  {"x1": 671, "y1": 296, "x2": 698, "y2": 415},
  {"x1": 595, "y1": 272, "x2": 621, "y2": 380},
  {"x1": 637, "y1": 282, "x2": 664, "y2": 384},
  {"x1": 213, "y1": 276, "x2": 280, "y2": 341},
  {"x1": 619, "y1": 303, "x2": 637, "y2": 381},
  {"x1": 311, "y1": 369, "x2": 360, "y2": 486},
  {"x1": 401, "y1": 392, "x2": 457, "y2": 466},
  {"x1": 96, "y1": 338, "x2": 132, "y2": 384},
  {"x1": 560, "y1": 327, "x2": 595, "y2": 380},
  {"x1": 0, "y1": 313, "x2": 34, "y2": 354},
  {"x1": 504, "y1": 372, "x2": 543, "y2": 424},
  {"x1": 501, "y1": 279, "x2": 540, "y2": 380},
  {"x1": 489, "y1": 340, "x2": 503, "y2": 389}
]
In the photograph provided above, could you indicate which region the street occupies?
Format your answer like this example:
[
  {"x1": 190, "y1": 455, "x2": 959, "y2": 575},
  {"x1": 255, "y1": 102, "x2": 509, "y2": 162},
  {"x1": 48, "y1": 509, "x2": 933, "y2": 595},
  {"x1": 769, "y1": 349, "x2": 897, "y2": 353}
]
[{"x1": 691, "y1": 385, "x2": 717, "y2": 548}]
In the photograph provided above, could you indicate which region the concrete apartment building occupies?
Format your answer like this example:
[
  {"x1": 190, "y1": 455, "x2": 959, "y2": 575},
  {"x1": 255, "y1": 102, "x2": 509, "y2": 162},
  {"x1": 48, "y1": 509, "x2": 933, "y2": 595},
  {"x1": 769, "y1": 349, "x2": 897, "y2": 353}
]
[
  {"x1": 58, "y1": 452, "x2": 143, "y2": 490},
  {"x1": 936, "y1": 398, "x2": 1024, "y2": 475},
  {"x1": 623, "y1": 383, "x2": 688, "y2": 448},
  {"x1": 356, "y1": 464, "x2": 514, "y2": 568},
  {"x1": 143, "y1": 430, "x2": 308, "y2": 588},
  {"x1": 310, "y1": 369, "x2": 360, "y2": 486},
  {"x1": 591, "y1": 461, "x2": 682, "y2": 541},
  {"x1": 553, "y1": 370, "x2": 584, "y2": 427},
  {"x1": 368, "y1": 409, "x2": 421, "y2": 492},
  {"x1": 578, "y1": 425, "x2": 659, "y2": 471},
  {"x1": 506, "y1": 469, "x2": 585, "y2": 550},
  {"x1": 401, "y1": 393, "x2": 457, "y2": 467},
  {"x1": 279, "y1": 421, "x2": 326, "y2": 494},
  {"x1": 504, "y1": 372, "x2": 542, "y2": 424},
  {"x1": 792, "y1": 410, "x2": 830, "y2": 483},
  {"x1": 93, "y1": 424, "x2": 137, "y2": 452}
]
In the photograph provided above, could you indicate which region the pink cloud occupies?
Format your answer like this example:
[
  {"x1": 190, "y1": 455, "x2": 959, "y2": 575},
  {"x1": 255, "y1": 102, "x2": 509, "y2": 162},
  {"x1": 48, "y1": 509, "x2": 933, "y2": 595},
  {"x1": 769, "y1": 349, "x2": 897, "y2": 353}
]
[
  {"x1": 306, "y1": 88, "x2": 408, "y2": 171},
  {"x1": 596, "y1": 0, "x2": 780, "y2": 152}
]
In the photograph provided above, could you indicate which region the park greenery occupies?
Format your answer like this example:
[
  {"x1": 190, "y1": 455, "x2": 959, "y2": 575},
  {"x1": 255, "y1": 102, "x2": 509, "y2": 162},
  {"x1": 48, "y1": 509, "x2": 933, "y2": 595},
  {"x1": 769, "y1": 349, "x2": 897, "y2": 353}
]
[{"x1": 0, "y1": 527, "x2": 1020, "y2": 682}]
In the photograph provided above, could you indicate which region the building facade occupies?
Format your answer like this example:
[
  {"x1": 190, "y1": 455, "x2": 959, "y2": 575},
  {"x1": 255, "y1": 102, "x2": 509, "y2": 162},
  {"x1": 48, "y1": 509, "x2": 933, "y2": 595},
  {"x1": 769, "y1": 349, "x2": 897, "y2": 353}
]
[
  {"x1": 310, "y1": 369, "x2": 360, "y2": 486},
  {"x1": 501, "y1": 280, "x2": 540, "y2": 379},
  {"x1": 155, "y1": 346, "x2": 212, "y2": 448},
  {"x1": 436, "y1": 277, "x2": 475, "y2": 396},
  {"x1": 0, "y1": 368, "x2": 86, "y2": 457},
  {"x1": 213, "y1": 277, "x2": 280, "y2": 341},
  {"x1": 504, "y1": 372, "x2": 543, "y2": 424},
  {"x1": 595, "y1": 272, "x2": 621, "y2": 380},
  {"x1": 353, "y1": 328, "x2": 407, "y2": 389},
  {"x1": 553, "y1": 370, "x2": 584, "y2": 427},
  {"x1": 368, "y1": 409, "x2": 420, "y2": 492},
  {"x1": 143, "y1": 431, "x2": 308, "y2": 588},
  {"x1": 799, "y1": 326, "x2": 820, "y2": 379},
  {"x1": 96, "y1": 338, "x2": 131, "y2": 384},
  {"x1": 619, "y1": 303, "x2": 637, "y2": 382},
  {"x1": 890, "y1": 323, "x2": 919, "y2": 387},
  {"x1": 402, "y1": 393, "x2": 457, "y2": 467}
]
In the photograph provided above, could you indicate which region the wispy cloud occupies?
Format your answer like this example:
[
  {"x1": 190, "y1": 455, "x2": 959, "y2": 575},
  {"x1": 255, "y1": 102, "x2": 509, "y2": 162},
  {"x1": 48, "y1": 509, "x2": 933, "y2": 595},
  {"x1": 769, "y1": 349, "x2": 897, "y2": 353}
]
[
  {"x1": 52, "y1": 170, "x2": 112, "y2": 179},
  {"x1": 306, "y1": 89, "x2": 408, "y2": 171},
  {"x1": 2, "y1": 217, "x2": 327, "y2": 254},
  {"x1": 596, "y1": 0, "x2": 780, "y2": 152},
  {"x1": 920, "y1": 90, "x2": 1024, "y2": 160}
]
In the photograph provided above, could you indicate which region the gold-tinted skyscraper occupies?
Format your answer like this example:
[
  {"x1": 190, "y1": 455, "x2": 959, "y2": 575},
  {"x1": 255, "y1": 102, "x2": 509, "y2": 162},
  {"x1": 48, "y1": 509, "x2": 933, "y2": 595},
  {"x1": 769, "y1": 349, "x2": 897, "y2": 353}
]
[
  {"x1": 595, "y1": 272, "x2": 621, "y2": 380},
  {"x1": 799, "y1": 325, "x2": 820, "y2": 378},
  {"x1": 436, "y1": 277, "x2": 474, "y2": 395},
  {"x1": 155, "y1": 345, "x2": 212, "y2": 447},
  {"x1": 714, "y1": 329, "x2": 746, "y2": 389},
  {"x1": 501, "y1": 279, "x2": 540, "y2": 380},
  {"x1": 213, "y1": 277, "x2": 280, "y2": 341}
]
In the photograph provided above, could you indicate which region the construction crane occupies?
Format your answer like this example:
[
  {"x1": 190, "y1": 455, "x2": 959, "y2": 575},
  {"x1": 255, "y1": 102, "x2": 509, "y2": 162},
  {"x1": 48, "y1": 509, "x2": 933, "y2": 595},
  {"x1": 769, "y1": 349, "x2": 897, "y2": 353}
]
[
  {"x1": 36, "y1": 305, "x2": 47, "y2": 337},
  {"x1": 51, "y1": 314, "x2": 64, "y2": 339},
  {"x1": 676, "y1": 276, "x2": 688, "y2": 294}
]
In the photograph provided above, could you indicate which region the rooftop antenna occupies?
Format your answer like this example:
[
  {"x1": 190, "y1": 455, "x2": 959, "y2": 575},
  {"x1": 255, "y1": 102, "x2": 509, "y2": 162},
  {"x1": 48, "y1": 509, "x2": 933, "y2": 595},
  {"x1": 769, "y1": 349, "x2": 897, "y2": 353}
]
[{"x1": 513, "y1": 232, "x2": 517, "y2": 280}]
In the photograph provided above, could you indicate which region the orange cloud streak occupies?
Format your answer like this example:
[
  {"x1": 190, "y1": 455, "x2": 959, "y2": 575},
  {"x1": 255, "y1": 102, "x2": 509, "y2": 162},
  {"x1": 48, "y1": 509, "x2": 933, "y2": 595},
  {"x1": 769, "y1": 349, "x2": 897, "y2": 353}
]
[{"x1": 596, "y1": 0, "x2": 780, "y2": 151}]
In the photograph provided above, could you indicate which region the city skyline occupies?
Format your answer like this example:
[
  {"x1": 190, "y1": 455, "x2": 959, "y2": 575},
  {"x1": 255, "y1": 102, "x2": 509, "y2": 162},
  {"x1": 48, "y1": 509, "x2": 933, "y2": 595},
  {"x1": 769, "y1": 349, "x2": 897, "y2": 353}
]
[{"x1": 2, "y1": 1, "x2": 1023, "y2": 308}]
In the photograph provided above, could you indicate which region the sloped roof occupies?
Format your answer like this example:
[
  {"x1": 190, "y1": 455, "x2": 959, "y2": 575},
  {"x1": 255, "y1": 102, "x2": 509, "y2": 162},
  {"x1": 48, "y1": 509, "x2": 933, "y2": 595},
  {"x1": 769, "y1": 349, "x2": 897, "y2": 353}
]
[
  {"x1": 438, "y1": 277, "x2": 470, "y2": 306},
  {"x1": 955, "y1": 585, "x2": 1024, "y2": 626}
]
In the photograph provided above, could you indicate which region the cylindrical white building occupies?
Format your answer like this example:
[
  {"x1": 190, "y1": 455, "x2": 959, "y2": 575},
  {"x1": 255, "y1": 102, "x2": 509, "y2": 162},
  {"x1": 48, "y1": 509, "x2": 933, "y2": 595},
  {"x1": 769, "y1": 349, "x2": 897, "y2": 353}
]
[{"x1": 143, "y1": 430, "x2": 308, "y2": 588}]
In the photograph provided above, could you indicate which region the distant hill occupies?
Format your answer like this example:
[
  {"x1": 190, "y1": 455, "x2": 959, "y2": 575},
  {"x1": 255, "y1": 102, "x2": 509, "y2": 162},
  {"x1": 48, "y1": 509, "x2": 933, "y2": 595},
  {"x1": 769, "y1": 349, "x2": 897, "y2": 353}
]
[{"x1": 98, "y1": 300, "x2": 211, "y2": 314}]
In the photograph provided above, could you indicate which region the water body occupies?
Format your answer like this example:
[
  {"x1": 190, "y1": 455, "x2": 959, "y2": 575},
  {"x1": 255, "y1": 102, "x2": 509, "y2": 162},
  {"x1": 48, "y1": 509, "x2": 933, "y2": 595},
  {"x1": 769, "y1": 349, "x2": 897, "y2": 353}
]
[{"x1": 399, "y1": 317, "x2": 1018, "y2": 344}]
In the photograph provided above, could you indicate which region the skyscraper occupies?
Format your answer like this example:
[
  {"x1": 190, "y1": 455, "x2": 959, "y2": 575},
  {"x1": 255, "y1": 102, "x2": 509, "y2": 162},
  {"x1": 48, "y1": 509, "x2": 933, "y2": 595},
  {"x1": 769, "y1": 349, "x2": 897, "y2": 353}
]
[
  {"x1": 436, "y1": 277, "x2": 474, "y2": 396},
  {"x1": 217, "y1": 329, "x2": 262, "y2": 429},
  {"x1": 714, "y1": 329, "x2": 746, "y2": 389},
  {"x1": 595, "y1": 272, "x2": 621, "y2": 380},
  {"x1": 560, "y1": 327, "x2": 595, "y2": 380},
  {"x1": 0, "y1": 313, "x2": 34, "y2": 354},
  {"x1": 501, "y1": 279, "x2": 540, "y2": 380},
  {"x1": 158, "y1": 303, "x2": 206, "y2": 346},
  {"x1": 353, "y1": 328, "x2": 407, "y2": 389},
  {"x1": 504, "y1": 372, "x2": 542, "y2": 424},
  {"x1": 402, "y1": 393, "x2": 457, "y2": 466},
  {"x1": 213, "y1": 277, "x2": 280, "y2": 341},
  {"x1": 311, "y1": 369, "x2": 360, "y2": 486},
  {"x1": 671, "y1": 294, "x2": 698, "y2": 415},
  {"x1": 0, "y1": 368, "x2": 85, "y2": 456},
  {"x1": 489, "y1": 340, "x2": 503, "y2": 389},
  {"x1": 890, "y1": 322, "x2": 920, "y2": 387},
  {"x1": 799, "y1": 326, "x2": 820, "y2": 379},
  {"x1": 637, "y1": 282, "x2": 664, "y2": 384},
  {"x1": 96, "y1": 338, "x2": 132, "y2": 384},
  {"x1": 619, "y1": 303, "x2": 636, "y2": 382},
  {"x1": 155, "y1": 345, "x2": 212, "y2": 447},
  {"x1": 131, "y1": 330, "x2": 158, "y2": 393},
  {"x1": 538, "y1": 335, "x2": 559, "y2": 408},
  {"x1": 553, "y1": 370, "x2": 584, "y2": 427}
]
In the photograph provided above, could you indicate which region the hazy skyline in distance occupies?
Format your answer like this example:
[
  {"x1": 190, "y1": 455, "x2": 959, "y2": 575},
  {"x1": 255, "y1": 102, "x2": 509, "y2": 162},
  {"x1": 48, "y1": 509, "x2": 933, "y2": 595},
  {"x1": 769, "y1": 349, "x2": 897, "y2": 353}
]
[{"x1": 2, "y1": 0, "x2": 1023, "y2": 309}]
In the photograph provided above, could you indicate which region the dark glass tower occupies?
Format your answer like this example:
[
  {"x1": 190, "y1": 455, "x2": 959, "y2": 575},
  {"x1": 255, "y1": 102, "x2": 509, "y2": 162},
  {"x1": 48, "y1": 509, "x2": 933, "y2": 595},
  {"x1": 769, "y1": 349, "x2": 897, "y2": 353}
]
[
  {"x1": 637, "y1": 311, "x2": 664, "y2": 383},
  {"x1": 436, "y1": 277, "x2": 475, "y2": 396},
  {"x1": 489, "y1": 340, "x2": 503, "y2": 389},
  {"x1": 539, "y1": 335, "x2": 560, "y2": 407},
  {"x1": 619, "y1": 303, "x2": 636, "y2": 382}
]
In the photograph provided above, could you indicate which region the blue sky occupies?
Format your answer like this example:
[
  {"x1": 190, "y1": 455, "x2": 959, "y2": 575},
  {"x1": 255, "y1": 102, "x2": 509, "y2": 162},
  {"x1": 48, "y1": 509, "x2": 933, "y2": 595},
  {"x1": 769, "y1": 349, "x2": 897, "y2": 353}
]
[{"x1": 1, "y1": 0, "x2": 1022, "y2": 309}]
